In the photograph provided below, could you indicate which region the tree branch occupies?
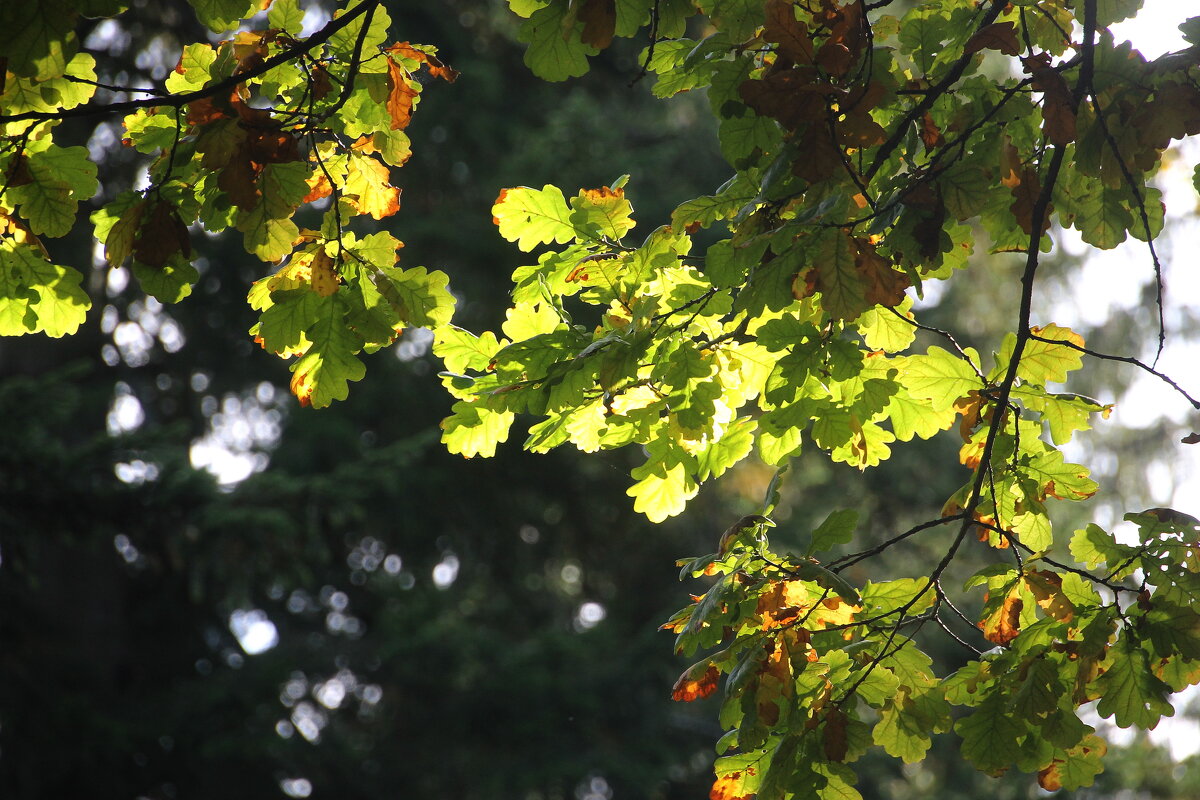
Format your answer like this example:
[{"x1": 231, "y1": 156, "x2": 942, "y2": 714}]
[{"x1": 0, "y1": 0, "x2": 380, "y2": 125}]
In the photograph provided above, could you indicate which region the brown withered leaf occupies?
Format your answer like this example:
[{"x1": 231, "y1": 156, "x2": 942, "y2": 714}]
[
  {"x1": 385, "y1": 57, "x2": 419, "y2": 131},
  {"x1": 671, "y1": 662, "x2": 720, "y2": 702},
  {"x1": 1024, "y1": 53, "x2": 1076, "y2": 146},
  {"x1": 577, "y1": 0, "x2": 617, "y2": 50},
  {"x1": 1009, "y1": 166, "x2": 1053, "y2": 236},
  {"x1": 133, "y1": 201, "x2": 191, "y2": 268},
  {"x1": 4, "y1": 154, "x2": 33, "y2": 188},
  {"x1": 816, "y1": 41, "x2": 853, "y2": 77},
  {"x1": 823, "y1": 708, "x2": 849, "y2": 762},
  {"x1": 980, "y1": 586, "x2": 1022, "y2": 645},
  {"x1": 821, "y1": 0, "x2": 866, "y2": 68},
  {"x1": 218, "y1": 143, "x2": 261, "y2": 209},
  {"x1": 231, "y1": 30, "x2": 271, "y2": 73},
  {"x1": 920, "y1": 111, "x2": 944, "y2": 151},
  {"x1": 245, "y1": 127, "x2": 300, "y2": 164},
  {"x1": 105, "y1": 199, "x2": 147, "y2": 268},
  {"x1": 853, "y1": 237, "x2": 909, "y2": 307},
  {"x1": 764, "y1": 0, "x2": 815, "y2": 64},
  {"x1": 186, "y1": 96, "x2": 228, "y2": 127},
  {"x1": 739, "y1": 70, "x2": 829, "y2": 131},
  {"x1": 964, "y1": 22, "x2": 1020, "y2": 56},
  {"x1": 310, "y1": 63, "x2": 333, "y2": 100}
]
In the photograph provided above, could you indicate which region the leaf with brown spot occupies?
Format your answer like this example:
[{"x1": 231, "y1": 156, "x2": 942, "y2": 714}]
[
  {"x1": 964, "y1": 22, "x2": 1020, "y2": 56},
  {"x1": 310, "y1": 249, "x2": 341, "y2": 297}
]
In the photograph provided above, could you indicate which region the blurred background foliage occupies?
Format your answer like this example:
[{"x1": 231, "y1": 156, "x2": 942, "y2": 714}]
[{"x1": 1, "y1": 1, "x2": 1198, "y2": 798}]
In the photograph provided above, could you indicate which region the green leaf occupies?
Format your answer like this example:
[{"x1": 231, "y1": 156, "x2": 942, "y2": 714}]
[
  {"x1": 257, "y1": 289, "x2": 318, "y2": 355},
  {"x1": 0, "y1": 2, "x2": 76, "y2": 80},
  {"x1": 434, "y1": 326, "x2": 504, "y2": 374},
  {"x1": 7, "y1": 143, "x2": 98, "y2": 238},
  {"x1": 856, "y1": 297, "x2": 916, "y2": 353},
  {"x1": 1094, "y1": 638, "x2": 1175, "y2": 729},
  {"x1": 187, "y1": 0, "x2": 256, "y2": 30},
  {"x1": 955, "y1": 693, "x2": 1027, "y2": 775},
  {"x1": 289, "y1": 295, "x2": 366, "y2": 409},
  {"x1": 860, "y1": 578, "x2": 934, "y2": 617},
  {"x1": 0, "y1": 240, "x2": 90, "y2": 337},
  {"x1": 375, "y1": 266, "x2": 456, "y2": 329},
  {"x1": 873, "y1": 692, "x2": 935, "y2": 764},
  {"x1": 519, "y1": 2, "x2": 597, "y2": 81},
  {"x1": 807, "y1": 509, "x2": 858, "y2": 556},
  {"x1": 267, "y1": 0, "x2": 305, "y2": 33},
  {"x1": 493, "y1": 185, "x2": 578, "y2": 251},
  {"x1": 894, "y1": 347, "x2": 978, "y2": 410},
  {"x1": 441, "y1": 400, "x2": 516, "y2": 458},
  {"x1": 627, "y1": 442, "x2": 698, "y2": 522}
]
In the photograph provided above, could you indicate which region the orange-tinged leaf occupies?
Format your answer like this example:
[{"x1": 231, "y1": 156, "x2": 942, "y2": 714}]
[
  {"x1": 385, "y1": 42, "x2": 459, "y2": 82},
  {"x1": 756, "y1": 579, "x2": 810, "y2": 629},
  {"x1": 303, "y1": 170, "x2": 333, "y2": 204},
  {"x1": 671, "y1": 662, "x2": 720, "y2": 702},
  {"x1": 980, "y1": 585, "x2": 1022, "y2": 645},
  {"x1": 710, "y1": 770, "x2": 756, "y2": 800},
  {"x1": 385, "y1": 57, "x2": 419, "y2": 131}
]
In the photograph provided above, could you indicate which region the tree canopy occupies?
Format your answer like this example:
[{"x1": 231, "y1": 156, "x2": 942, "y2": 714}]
[{"x1": 4, "y1": 0, "x2": 1200, "y2": 797}]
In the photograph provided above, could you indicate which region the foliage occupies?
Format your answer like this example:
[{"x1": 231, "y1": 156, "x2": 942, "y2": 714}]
[{"x1": 5, "y1": 0, "x2": 1200, "y2": 797}]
